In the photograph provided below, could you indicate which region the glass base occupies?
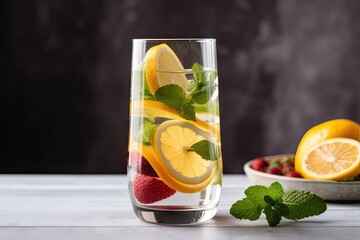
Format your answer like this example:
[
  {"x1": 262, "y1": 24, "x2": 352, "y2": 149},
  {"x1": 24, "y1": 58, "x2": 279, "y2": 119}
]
[{"x1": 133, "y1": 205, "x2": 218, "y2": 225}]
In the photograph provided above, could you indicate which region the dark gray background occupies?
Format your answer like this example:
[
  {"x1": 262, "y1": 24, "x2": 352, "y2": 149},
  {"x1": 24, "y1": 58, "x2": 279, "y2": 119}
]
[{"x1": 1, "y1": 0, "x2": 359, "y2": 174}]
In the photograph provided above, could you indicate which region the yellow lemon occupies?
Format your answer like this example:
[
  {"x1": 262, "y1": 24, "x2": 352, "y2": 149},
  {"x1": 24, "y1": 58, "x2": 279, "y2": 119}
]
[
  {"x1": 151, "y1": 120, "x2": 217, "y2": 193},
  {"x1": 295, "y1": 119, "x2": 360, "y2": 178},
  {"x1": 145, "y1": 44, "x2": 188, "y2": 95},
  {"x1": 300, "y1": 138, "x2": 360, "y2": 180},
  {"x1": 130, "y1": 100, "x2": 220, "y2": 140}
]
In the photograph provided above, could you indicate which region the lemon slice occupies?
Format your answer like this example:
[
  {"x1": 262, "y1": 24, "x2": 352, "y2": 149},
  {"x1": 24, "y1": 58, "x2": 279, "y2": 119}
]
[
  {"x1": 151, "y1": 120, "x2": 216, "y2": 192},
  {"x1": 145, "y1": 44, "x2": 188, "y2": 95},
  {"x1": 131, "y1": 141, "x2": 216, "y2": 193},
  {"x1": 130, "y1": 100, "x2": 220, "y2": 139},
  {"x1": 301, "y1": 138, "x2": 360, "y2": 180}
]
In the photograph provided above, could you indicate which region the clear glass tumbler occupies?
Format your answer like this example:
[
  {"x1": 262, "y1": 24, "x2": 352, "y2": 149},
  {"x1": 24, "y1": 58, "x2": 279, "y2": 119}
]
[{"x1": 127, "y1": 39, "x2": 222, "y2": 224}]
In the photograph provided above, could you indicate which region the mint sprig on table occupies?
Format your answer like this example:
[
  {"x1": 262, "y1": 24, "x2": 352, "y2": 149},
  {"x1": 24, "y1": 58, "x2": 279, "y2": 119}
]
[
  {"x1": 153, "y1": 63, "x2": 217, "y2": 121},
  {"x1": 230, "y1": 182, "x2": 327, "y2": 227}
]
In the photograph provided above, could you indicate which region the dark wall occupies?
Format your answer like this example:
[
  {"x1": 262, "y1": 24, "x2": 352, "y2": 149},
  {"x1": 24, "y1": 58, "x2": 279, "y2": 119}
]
[{"x1": 1, "y1": 0, "x2": 359, "y2": 174}]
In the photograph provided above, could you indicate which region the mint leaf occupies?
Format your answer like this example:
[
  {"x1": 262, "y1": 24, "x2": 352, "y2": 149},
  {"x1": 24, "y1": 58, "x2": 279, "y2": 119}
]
[
  {"x1": 230, "y1": 198, "x2": 262, "y2": 221},
  {"x1": 282, "y1": 190, "x2": 327, "y2": 220},
  {"x1": 154, "y1": 84, "x2": 196, "y2": 121},
  {"x1": 155, "y1": 84, "x2": 186, "y2": 110},
  {"x1": 264, "y1": 206, "x2": 282, "y2": 227},
  {"x1": 192, "y1": 63, "x2": 206, "y2": 85},
  {"x1": 191, "y1": 88, "x2": 208, "y2": 104},
  {"x1": 193, "y1": 102, "x2": 220, "y2": 116},
  {"x1": 268, "y1": 182, "x2": 284, "y2": 202},
  {"x1": 245, "y1": 185, "x2": 269, "y2": 209},
  {"x1": 179, "y1": 103, "x2": 196, "y2": 121},
  {"x1": 136, "y1": 120, "x2": 156, "y2": 146},
  {"x1": 188, "y1": 140, "x2": 219, "y2": 161},
  {"x1": 191, "y1": 81, "x2": 216, "y2": 104}
]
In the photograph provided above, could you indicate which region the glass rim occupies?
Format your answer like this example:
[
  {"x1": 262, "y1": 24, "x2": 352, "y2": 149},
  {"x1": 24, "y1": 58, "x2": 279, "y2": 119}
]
[{"x1": 133, "y1": 38, "x2": 216, "y2": 42}]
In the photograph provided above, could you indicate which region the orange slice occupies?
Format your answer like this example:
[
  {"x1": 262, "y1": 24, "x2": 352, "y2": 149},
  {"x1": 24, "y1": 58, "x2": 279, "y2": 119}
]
[
  {"x1": 145, "y1": 44, "x2": 188, "y2": 95},
  {"x1": 300, "y1": 138, "x2": 360, "y2": 180}
]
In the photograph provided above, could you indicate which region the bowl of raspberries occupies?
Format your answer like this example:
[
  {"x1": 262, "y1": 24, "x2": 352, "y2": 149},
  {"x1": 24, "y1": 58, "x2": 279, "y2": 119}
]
[
  {"x1": 248, "y1": 154, "x2": 302, "y2": 178},
  {"x1": 243, "y1": 154, "x2": 360, "y2": 201}
]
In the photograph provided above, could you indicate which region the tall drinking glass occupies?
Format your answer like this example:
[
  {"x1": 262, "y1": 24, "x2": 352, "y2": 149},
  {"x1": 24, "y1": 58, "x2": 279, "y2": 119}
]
[{"x1": 128, "y1": 39, "x2": 222, "y2": 224}]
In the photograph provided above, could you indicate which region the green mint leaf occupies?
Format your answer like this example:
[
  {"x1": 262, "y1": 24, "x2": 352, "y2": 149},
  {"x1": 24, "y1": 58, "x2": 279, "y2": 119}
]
[
  {"x1": 274, "y1": 202, "x2": 290, "y2": 217},
  {"x1": 187, "y1": 79, "x2": 198, "y2": 92},
  {"x1": 264, "y1": 195, "x2": 275, "y2": 205},
  {"x1": 136, "y1": 120, "x2": 156, "y2": 146},
  {"x1": 193, "y1": 102, "x2": 220, "y2": 116},
  {"x1": 188, "y1": 140, "x2": 219, "y2": 161},
  {"x1": 230, "y1": 198, "x2": 262, "y2": 221},
  {"x1": 191, "y1": 89, "x2": 208, "y2": 104},
  {"x1": 282, "y1": 190, "x2": 327, "y2": 220},
  {"x1": 192, "y1": 63, "x2": 206, "y2": 85},
  {"x1": 191, "y1": 81, "x2": 216, "y2": 104},
  {"x1": 268, "y1": 182, "x2": 284, "y2": 202},
  {"x1": 245, "y1": 185, "x2": 269, "y2": 209},
  {"x1": 178, "y1": 103, "x2": 196, "y2": 121},
  {"x1": 264, "y1": 206, "x2": 282, "y2": 227},
  {"x1": 155, "y1": 84, "x2": 186, "y2": 110}
]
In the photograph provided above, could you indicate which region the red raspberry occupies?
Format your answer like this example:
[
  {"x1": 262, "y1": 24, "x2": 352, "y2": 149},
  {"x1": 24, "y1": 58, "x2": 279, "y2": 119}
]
[
  {"x1": 281, "y1": 165, "x2": 295, "y2": 175},
  {"x1": 285, "y1": 171, "x2": 303, "y2": 178},
  {"x1": 251, "y1": 158, "x2": 269, "y2": 171},
  {"x1": 133, "y1": 173, "x2": 176, "y2": 204},
  {"x1": 266, "y1": 167, "x2": 282, "y2": 175},
  {"x1": 128, "y1": 151, "x2": 158, "y2": 177}
]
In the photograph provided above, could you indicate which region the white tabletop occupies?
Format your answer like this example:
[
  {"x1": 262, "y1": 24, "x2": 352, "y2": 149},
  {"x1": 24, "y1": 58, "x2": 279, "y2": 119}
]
[{"x1": 0, "y1": 174, "x2": 359, "y2": 240}]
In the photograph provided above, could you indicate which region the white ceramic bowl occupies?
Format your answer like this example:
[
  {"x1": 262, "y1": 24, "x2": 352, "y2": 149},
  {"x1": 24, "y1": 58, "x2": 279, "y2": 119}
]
[{"x1": 244, "y1": 155, "x2": 360, "y2": 201}]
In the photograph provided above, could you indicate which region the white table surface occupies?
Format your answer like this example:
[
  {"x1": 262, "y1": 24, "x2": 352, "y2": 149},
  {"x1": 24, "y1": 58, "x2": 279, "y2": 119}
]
[{"x1": 0, "y1": 174, "x2": 359, "y2": 240}]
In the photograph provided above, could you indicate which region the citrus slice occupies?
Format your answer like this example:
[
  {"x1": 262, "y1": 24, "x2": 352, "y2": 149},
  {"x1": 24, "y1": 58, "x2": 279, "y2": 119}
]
[
  {"x1": 131, "y1": 141, "x2": 216, "y2": 193},
  {"x1": 130, "y1": 100, "x2": 220, "y2": 140},
  {"x1": 151, "y1": 120, "x2": 217, "y2": 193},
  {"x1": 295, "y1": 119, "x2": 360, "y2": 174},
  {"x1": 300, "y1": 138, "x2": 360, "y2": 180},
  {"x1": 145, "y1": 44, "x2": 188, "y2": 95}
]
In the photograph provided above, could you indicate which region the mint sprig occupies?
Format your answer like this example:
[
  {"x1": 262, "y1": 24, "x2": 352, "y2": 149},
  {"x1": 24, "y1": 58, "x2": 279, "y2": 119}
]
[
  {"x1": 230, "y1": 182, "x2": 327, "y2": 227},
  {"x1": 153, "y1": 63, "x2": 217, "y2": 121},
  {"x1": 135, "y1": 120, "x2": 156, "y2": 146}
]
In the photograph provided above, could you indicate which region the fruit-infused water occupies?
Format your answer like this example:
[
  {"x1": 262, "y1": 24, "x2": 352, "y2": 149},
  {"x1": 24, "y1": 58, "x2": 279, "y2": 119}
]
[{"x1": 128, "y1": 40, "x2": 222, "y2": 224}]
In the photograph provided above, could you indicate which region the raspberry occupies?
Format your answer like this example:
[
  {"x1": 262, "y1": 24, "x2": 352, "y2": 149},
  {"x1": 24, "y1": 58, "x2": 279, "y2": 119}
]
[
  {"x1": 128, "y1": 151, "x2": 158, "y2": 177},
  {"x1": 265, "y1": 167, "x2": 282, "y2": 175},
  {"x1": 281, "y1": 165, "x2": 295, "y2": 175},
  {"x1": 285, "y1": 171, "x2": 303, "y2": 178},
  {"x1": 133, "y1": 173, "x2": 176, "y2": 204},
  {"x1": 251, "y1": 158, "x2": 269, "y2": 171}
]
